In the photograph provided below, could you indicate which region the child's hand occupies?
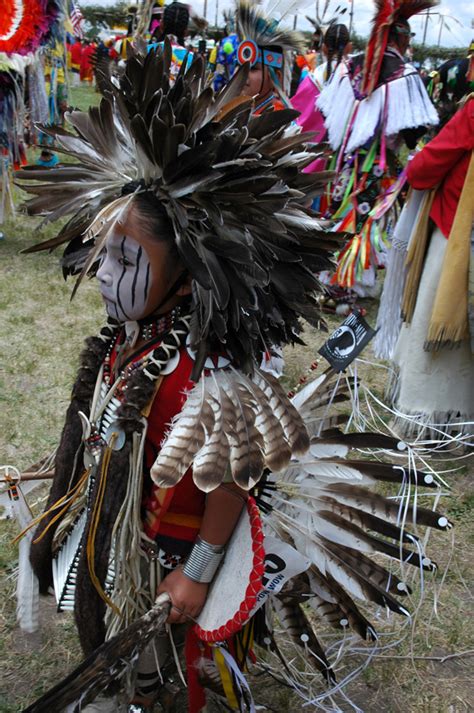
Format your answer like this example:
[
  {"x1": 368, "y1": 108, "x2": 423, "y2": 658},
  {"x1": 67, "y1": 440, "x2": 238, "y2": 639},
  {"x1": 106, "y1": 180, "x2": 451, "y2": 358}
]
[{"x1": 157, "y1": 567, "x2": 209, "y2": 624}]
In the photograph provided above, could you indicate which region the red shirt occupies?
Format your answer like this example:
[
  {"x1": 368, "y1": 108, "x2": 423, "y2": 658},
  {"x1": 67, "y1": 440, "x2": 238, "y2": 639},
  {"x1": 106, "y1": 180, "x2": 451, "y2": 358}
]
[
  {"x1": 109, "y1": 337, "x2": 206, "y2": 546},
  {"x1": 143, "y1": 346, "x2": 207, "y2": 544},
  {"x1": 407, "y1": 98, "x2": 474, "y2": 239}
]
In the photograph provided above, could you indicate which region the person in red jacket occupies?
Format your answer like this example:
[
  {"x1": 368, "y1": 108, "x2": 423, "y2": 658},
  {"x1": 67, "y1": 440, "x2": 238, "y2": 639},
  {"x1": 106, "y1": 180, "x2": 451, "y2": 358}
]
[
  {"x1": 80, "y1": 40, "x2": 96, "y2": 84},
  {"x1": 406, "y1": 97, "x2": 473, "y2": 240},
  {"x1": 392, "y1": 93, "x2": 474, "y2": 440},
  {"x1": 70, "y1": 38, "x2": 82, "y2": 86}
]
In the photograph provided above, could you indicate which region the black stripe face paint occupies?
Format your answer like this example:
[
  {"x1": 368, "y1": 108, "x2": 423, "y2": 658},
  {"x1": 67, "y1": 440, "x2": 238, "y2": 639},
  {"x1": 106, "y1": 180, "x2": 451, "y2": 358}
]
[
  {"x1": 116, "y1": 235, "x2": 132, "y2": 320},
  {"x1": 143, "y1": 262, "x2": 151, "y2": 306},
  {"x1": 131, "y1": 245, "x2": 142, "y2": 308},
  {"x1": 96, "y1": 228, "x2": 155, "y2": 323}
]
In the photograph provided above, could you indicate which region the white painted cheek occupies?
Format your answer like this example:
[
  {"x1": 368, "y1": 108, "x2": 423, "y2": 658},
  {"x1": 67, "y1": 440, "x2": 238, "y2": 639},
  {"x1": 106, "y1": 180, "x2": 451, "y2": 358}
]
[
  {"x1": 96, "y1": 253, "x2": 131, "y2": 322},
  {"x1": 114, "y1": 248, "x2": 152, "y2": 322}
]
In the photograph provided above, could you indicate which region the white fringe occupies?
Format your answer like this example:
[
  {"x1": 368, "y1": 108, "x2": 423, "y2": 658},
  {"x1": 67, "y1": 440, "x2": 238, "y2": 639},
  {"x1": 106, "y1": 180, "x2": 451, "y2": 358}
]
[
  {"x1": 316, "y1": 65, "x2": 353, "y2": 150},
  {"x1": 318, "y1": 64, "x2": 439, "y2": 153},
  {"x1": 346, "y1": 85, "x2": 384, "y2": 155},
  {"x1": 373, "y1": 189, "x2": 427, "y2": 360},
  {"x1": 385, "y1": 70, "x2": 439, "y2": 138},
  {"x1": 2, "y1": 467, "x2": 41, "y2": 633},
  {"x1": 388, "y1": 369, "x2": 474, "y2": 445},
  {"x1": 27, "y1": 59, "x2": 49, "y2": 125}
]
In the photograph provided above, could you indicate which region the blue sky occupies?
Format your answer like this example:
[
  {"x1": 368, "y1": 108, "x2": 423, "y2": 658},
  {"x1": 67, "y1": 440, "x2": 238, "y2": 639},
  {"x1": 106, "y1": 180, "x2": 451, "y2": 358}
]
[{"x1": 82, "y1": 1, "x2": 472, "y2": 49}]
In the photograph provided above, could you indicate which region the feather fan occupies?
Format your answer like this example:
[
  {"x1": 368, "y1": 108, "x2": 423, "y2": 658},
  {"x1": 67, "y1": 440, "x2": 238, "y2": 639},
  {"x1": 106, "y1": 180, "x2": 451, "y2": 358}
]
[
  {"x1": 22, "y1": 594, "x2": 171, "y2": 712},
  {"x1": 257, "y1": 372, "x2": 451, "y2": 674},
  {"x1": 151, "y1": 366, "x2": 309, "y2": 491}
]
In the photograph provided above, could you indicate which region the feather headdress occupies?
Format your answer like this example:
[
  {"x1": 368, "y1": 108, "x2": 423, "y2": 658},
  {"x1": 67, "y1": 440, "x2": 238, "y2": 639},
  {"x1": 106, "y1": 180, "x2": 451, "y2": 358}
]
[
  {"x1": 361, "y1": 0, "x2": 439, "y2": 96},
  {"x1": 236, "y1": 0, "x2": 307, "y2": 56},
  {"x1": 17, "y1": 40, "x2": 339, "y2": 378},
  {"x1": 235, "y1": 0, "x2": 319, "y2": 95},
  {"x1": 305, "y1": 1, "x2": 348, "y2": 37}
]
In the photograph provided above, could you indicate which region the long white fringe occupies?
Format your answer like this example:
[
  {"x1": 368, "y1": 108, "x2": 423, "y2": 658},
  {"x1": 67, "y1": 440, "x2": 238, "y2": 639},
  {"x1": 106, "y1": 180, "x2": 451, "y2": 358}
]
[
  {"x1": 316, "y1": 66, "x2": 353, "y2": 151},
  {"x1": 1, "y1": 466, "x2": 40, "y2": 633},
  {"x1": 318, "y1": 65, "x2": 439, "y2": 153},
  {"x1": 373, "y1": 189, "x2": 427, "y2": 360},
  {"x1": 385, "y1": 71, "x2": 439, "y2": 136}
]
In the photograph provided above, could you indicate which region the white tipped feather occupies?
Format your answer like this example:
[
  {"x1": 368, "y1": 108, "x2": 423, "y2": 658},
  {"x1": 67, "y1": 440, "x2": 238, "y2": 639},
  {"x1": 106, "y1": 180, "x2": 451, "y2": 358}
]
[
  {"x1": 11, "y1": 485, "x2": 40, "y2": 633},
  {"x1": 291, "y1": 371, "x2": 329, "y2": 412},
  {"x1": 259, "y1": 372, "x2": 447, "y2": 637},
  {"x1": 265, "y1": 0, "x2": 316, "y2": 20},
  {"x1": 151, "y1": 379, "x2": 211, "y2": 487},
  {"x1": 152, "y1": 368, "x2": 307, "y2": 490}
]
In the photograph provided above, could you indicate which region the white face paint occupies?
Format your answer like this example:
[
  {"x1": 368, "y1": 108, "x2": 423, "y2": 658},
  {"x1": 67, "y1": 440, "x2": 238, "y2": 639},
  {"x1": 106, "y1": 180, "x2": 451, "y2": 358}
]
[{"x1": 96, "y1": 229, "x2": 152, "y2": 322}]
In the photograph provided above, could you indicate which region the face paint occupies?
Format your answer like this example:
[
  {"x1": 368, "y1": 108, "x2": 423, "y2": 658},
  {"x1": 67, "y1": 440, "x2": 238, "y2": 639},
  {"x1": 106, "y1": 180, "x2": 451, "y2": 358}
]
[
  {"x1": 96, "y1": 229, "x2": 153, "y2": 322},
  {"x1": 96, "y1": 206, "x2": 190, "y2": 324}
]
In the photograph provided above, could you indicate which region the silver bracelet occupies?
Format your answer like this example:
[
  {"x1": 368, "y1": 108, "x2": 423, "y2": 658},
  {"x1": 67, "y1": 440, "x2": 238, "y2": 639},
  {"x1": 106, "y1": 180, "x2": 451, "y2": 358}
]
[{"x1": 182, "y1": 537, "x2": 225, "y2": 583}]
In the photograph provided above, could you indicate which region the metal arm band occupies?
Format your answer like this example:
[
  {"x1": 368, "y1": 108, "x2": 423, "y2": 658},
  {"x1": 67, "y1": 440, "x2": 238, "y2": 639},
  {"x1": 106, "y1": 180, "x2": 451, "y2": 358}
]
[{"x1": 182, "y1": 536, "x2": 225, "y2": 583}]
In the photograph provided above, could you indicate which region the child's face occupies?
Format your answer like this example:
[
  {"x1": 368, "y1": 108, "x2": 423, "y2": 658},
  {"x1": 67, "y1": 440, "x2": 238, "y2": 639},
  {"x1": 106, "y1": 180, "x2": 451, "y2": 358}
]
[
  {"x1": 96, "y1": 209, "x2": 179, "y2": 322},
  {"x1": 242, "y1": 63, "x2": 273, "y2": 101}
]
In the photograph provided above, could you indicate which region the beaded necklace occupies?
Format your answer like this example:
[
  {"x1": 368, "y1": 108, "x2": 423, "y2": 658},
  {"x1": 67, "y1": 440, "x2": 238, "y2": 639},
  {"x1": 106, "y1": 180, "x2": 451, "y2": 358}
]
[
  {"x1": 102, "y1": 306, "x2": 183, "y2": 389},
  {"x1": 139, "y1": 306, "x2": 183, "y2": 341}
]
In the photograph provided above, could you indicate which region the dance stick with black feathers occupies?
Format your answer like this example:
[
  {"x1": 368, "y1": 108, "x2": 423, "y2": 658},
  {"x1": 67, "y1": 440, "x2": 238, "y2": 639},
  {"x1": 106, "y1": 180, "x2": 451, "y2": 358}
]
[{"x1": 22, "y1": 594, "x2": 171, "y2": 713}]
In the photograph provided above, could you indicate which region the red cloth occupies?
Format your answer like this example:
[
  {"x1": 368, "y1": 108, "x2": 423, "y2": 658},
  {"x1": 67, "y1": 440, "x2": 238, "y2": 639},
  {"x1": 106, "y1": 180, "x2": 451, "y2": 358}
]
[
  {"x1": 185, "y1": 628, "x2": 209, "y2": 713},
  {"x1": 407, "y1": 98, "x2": 474, "y2": 239},
  {"x1": 70, "y1": 40, "x2": 82, "y2": 69},
  {"x1": 109, "y1": 337, "x2": 206, "y2": 542},
  {"x1": 80, "y1": 44, "x2": 95, "y2": 81},
  {"x1": 143, "y1": 347, "x2": 206, "y2": 542}
]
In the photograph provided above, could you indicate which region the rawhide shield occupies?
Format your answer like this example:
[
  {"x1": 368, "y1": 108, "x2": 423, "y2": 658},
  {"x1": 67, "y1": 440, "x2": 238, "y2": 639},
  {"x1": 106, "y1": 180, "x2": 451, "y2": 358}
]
[{"x1": 194, "y1": 497, "x2": 265, "y2": 642}]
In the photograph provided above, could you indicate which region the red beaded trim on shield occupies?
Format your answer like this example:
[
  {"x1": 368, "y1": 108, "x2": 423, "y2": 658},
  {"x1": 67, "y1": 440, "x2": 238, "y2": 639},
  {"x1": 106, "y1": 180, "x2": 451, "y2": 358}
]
[{"x1": 193, "y1": 496, "x2": 265, "y2": 643}]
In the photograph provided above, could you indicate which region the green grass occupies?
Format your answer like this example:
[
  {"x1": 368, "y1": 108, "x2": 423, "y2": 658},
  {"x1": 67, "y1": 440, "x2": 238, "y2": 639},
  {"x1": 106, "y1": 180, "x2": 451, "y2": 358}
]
[{"x1": 0, "y1": 83, "x2": 473, "y2": 712}]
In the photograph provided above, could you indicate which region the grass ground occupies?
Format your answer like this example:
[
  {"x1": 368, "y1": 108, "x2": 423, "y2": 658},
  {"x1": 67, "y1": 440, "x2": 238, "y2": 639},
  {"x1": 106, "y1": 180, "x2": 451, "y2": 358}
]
[{"x1": 0, "y1": 84, "x2": 472, "y2": 712}]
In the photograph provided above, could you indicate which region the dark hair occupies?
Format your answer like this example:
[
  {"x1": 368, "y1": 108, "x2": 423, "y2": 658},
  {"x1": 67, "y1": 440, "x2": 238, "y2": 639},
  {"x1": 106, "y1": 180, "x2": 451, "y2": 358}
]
[
  {"x1": 161, "y1": 1, "x2": 190, "y2": 47},
  {"x1": 388, "y1": 19, "x2": 411, "y2": 46},
  {"x1": 131, "y1": 192, "x2": 180, "y2": 264},
  {"x1": 323, "y1": 23, "x2": 350, "y2": 81}
]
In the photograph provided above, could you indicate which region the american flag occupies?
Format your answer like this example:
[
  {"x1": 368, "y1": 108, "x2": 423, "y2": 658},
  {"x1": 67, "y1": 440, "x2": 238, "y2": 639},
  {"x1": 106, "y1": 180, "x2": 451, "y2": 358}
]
[{"x1": 70, "y1": 2, "x2": 85, "y2": 39}]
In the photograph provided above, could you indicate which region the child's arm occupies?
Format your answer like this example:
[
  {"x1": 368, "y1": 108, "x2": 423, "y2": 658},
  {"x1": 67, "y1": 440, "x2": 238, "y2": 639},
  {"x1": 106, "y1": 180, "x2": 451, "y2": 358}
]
[{"x1": 157, "y1": 483, "x2": 248, "y2": 624}]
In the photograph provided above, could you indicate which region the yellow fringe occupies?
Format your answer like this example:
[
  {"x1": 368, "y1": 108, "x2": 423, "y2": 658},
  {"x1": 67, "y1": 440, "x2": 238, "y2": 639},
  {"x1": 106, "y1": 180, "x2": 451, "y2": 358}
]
[
  {"x1": 426, "y1": 151, "x2": 474, "y2": 349},
  {"x1": 235, "y1": 619, "x2": 254, "y2": 672},
  {"x1": 401, "y1": 188, "x2": 437, "y2": 323},
  {"x1": 424, "y1": 324, "x2": 470, "y2": 350},
  {"x1": 213, "y1": 647, "x2": 240, "y2": 710},
  {"x1": 86, "y1": 433, "x2": 122, "y2": 618},
  {"x1": 13, "y1": 468, "x2": 90, "y2": 545}
]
